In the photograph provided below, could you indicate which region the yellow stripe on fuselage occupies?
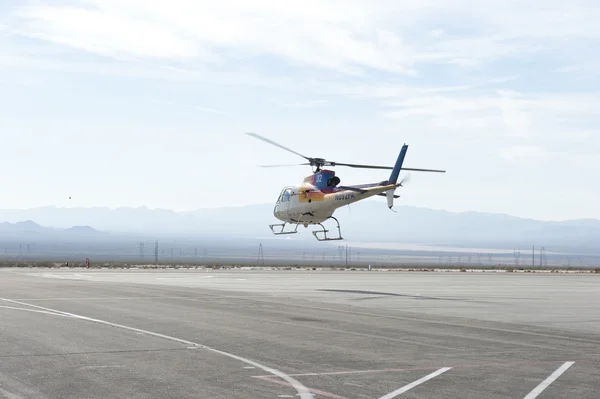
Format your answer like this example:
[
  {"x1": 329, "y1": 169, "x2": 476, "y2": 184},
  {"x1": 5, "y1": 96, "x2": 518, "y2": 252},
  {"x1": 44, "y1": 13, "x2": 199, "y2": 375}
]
[{"x1": 297, "y1": 184, "x2": 326, "y2": 203}]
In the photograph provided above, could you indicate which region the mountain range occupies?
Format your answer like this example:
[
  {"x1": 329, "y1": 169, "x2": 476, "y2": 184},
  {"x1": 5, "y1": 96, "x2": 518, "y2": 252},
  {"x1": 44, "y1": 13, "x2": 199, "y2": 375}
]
[{"x1": 0, "y1": 200, "x2": 599, "y2": 254}]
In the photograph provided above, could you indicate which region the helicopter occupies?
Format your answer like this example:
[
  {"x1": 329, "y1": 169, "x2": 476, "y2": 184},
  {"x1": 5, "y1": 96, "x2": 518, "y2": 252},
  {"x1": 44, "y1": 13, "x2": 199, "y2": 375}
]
[{"x1": 246, "y1": 132, "x2": 446, "y2": 241}]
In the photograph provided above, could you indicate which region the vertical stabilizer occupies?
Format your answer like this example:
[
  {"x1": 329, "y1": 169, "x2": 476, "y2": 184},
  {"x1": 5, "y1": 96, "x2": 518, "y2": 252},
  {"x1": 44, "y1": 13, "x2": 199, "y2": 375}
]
[
  {"x1": 386, "y1": 144, "x2": 408, "y2": 210},
  {"x1": 389, "y1": 144, "x2": 408, "y2": 184}
]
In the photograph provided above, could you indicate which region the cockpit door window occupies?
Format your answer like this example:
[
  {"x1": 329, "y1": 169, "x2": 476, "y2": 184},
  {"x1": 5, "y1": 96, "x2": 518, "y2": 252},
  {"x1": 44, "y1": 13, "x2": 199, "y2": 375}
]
[
  {"x1": 282, "y1": 189, "x2": 292, "y2": 202},
  {"x1": 277, "y1": 188, "x2": 293, "y2": 203}
]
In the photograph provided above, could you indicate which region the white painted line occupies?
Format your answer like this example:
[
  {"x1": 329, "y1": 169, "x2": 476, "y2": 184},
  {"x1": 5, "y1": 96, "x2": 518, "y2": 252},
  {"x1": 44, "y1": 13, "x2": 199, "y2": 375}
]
[
  {"x1": 0, "y1": 297, "x2": 314, "y2": 399},
  {"x1": 523, "y1": 361, "x2": 575, "y2": 399},
  {"x1": 0, "y1": 305, "x2": 72, "y2": 317},
  {"x1": 378, "y1": 367, "x2": 451, "y2": 399}
]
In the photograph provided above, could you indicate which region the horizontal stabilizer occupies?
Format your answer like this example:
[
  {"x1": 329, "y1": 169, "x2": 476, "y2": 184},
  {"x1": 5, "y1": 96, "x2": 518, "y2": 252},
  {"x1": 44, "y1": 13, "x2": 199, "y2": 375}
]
[{"x1": 377, "y1": 192, "x2": 400, "y2": 199}]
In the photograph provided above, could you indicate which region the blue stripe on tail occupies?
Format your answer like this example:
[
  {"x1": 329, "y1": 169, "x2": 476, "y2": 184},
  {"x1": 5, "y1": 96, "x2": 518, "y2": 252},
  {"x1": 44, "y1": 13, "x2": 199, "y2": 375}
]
[{"x1": 388, "y1": 144, "x2": 408, "y2": 184}]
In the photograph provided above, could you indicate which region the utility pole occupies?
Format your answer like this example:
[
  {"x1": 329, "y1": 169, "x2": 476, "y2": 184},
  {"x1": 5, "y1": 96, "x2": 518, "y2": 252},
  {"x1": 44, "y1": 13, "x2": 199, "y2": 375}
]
[
  {"x1": 344, "y1": 245, "x2": 348, "y2": 266},
  {"x1": 139, "y1": 242, "x2": 144, "y2": 260},
  {"x1": 154, "y1": 240, "x2": 159, "y2": 266},
  {"x1": 532, "y1": 245, "x2": 535, "y2": 268}
]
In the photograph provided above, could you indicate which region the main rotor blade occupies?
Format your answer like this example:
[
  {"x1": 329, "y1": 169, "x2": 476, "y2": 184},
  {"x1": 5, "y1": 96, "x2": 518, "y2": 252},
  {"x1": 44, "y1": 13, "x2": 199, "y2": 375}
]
[
  {"x1": 332, "y1": 162, "x2": 394, "y2": 170},
  {"x1": 246, "y1": 132, "x2": 312, "y2": 162},
  {"x1": 257, "y1": 163, "x2": 310, "y2": 168},
  {"x1": 400, "y1": 167, "x2": 446, "y2": 173},
  {"x1": 333, "y1": 162, "x2": 445, "y2": 173}
]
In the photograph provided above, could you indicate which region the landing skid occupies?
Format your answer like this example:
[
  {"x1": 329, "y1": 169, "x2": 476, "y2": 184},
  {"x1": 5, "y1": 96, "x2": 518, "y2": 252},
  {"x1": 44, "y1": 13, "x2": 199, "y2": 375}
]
[
  {"x1": 312, "y1": 216, "x2": 343, "y2": 241},
  {"x1": 269, "y1": 222, "x2": 299, "y2": 235}
]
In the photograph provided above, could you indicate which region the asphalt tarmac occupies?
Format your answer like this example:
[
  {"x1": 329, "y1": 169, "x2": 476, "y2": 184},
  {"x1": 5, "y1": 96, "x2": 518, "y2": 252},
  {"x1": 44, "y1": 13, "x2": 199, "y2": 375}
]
[{"x1": 1, "y1": 268, "x2": 599, "y2": 398}]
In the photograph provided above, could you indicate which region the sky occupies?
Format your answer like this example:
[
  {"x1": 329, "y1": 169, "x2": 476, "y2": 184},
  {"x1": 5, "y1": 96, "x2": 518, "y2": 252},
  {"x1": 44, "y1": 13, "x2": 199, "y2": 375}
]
[{"x1": 0, "y1": 0, "x2": 599, "y2": 221}]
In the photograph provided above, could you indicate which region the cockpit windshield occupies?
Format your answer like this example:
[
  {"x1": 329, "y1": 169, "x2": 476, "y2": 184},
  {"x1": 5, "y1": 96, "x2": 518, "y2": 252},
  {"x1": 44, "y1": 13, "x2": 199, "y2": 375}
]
[{"x1": 277, "y1": 187, "x2": 293, "y2": 203}]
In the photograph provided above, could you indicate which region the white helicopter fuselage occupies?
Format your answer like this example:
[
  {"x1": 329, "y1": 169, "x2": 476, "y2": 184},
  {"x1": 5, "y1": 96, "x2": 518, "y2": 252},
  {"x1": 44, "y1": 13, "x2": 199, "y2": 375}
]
[{"x1": 273, "y1": 182, "x2": 398, "y2": 226}]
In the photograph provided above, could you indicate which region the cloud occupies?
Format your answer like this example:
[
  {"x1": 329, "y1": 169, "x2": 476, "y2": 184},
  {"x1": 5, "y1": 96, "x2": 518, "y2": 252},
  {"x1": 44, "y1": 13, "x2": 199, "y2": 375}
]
[
  {"x1": 7, "y1": 0, "x2": 600, "y2": 77},
  {"x1": 3, "y1": 1, "x2": 600, "y2": 146},
  {"x1": 8, "y1": 1, "x2": 422, "y2": 75}
]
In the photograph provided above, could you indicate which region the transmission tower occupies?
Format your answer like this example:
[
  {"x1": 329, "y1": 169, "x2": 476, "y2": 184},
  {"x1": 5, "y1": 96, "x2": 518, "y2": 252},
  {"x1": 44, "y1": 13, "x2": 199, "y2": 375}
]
[
  {"x1": 513, "y1": 250, "x2": 521, "y2": 267},
  {"x1": 539, "y1": 247, "x2": 547, "y2": 267},
  {"x1": 139, "y1": 242, "x2": 145, "y2": 260},
  {"x1": 257, "y1": 243, "x2": 265, "y2": 266}
]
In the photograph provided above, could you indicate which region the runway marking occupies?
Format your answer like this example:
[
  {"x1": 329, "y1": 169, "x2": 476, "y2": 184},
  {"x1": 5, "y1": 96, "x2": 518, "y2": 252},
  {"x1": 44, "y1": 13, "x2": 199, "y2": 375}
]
[
  {"x1": 523, "y1": 361, "x2": 575, "y2": 399},
  {"x1": 251, "y1": 359, "x2": 591, "y2": 378},
  {"x1": 378, "y1": 367, "x2": 451, "y2": 399},
  {"x1": 256, "y1": 376, "x2": 350, "y2": 399},
  {"x1": 0, "y1": 297, "x2": 314, "y2": 399},
  {"x1": 0, "y1": 305, "x2": 72, "y2": 318}
]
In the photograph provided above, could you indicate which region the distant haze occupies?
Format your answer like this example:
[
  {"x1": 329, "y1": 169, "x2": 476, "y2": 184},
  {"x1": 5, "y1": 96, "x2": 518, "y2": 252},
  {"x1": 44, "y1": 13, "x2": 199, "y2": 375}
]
[{"x1": 1, "y1": 200, "x2": 599, "y2": 255}]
